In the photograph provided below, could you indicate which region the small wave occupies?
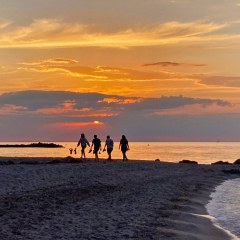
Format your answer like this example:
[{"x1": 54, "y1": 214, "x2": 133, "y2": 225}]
[{"x1": 206, "y1": 178, "x2": 240, "y2": 238}]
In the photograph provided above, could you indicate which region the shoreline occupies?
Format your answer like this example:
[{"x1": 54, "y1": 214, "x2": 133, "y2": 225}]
[
  {"x1": 0, "y1": 157, "x2": 239, "y2": 239},
  {"x1": 163, "y1": 175, "x2": 239, "y2": 240}
]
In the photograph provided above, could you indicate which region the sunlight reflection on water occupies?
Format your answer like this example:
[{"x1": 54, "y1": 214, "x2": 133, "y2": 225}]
[{"x1": 0, "y1": 142, "x2": 240, "y2": 164}]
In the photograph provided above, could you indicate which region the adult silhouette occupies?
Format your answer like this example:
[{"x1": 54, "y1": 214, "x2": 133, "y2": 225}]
[
  {"x1": 119, "y1": 135, "x2": 129, "y2": 161},
  {"x1": 77, "y1": 133, "x2": 90, "y2": 159},
  {"x1": 90, "y1": 135, "x2": 102, "y2": 160},
  {"x1": 103, "y1": 135, "x2": 114, "y2": 160}
]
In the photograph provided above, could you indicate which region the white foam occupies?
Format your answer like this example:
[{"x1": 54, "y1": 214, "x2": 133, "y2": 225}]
[{"x1": 206, "y1": 178, "x2": 240, "y2": 239}]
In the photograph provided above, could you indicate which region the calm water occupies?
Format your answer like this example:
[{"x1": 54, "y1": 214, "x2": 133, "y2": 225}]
[
  {"x1": 1, "y1": 141, "x2": 239, "y2": 237},
  {"x1": 0, "y1": 142, "x2": 240, "y2": 164}
]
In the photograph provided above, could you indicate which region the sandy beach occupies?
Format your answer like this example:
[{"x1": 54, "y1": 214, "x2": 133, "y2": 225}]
[{"x1": 0, "y1": 157, "x2": 239, "y2": 240}]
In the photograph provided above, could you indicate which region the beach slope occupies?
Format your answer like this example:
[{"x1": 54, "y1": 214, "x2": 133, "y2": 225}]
[{"x1": 0, "y1": 158, "x2": 238, "y2": 239}]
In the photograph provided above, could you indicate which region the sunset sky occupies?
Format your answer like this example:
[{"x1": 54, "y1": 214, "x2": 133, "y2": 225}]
[{"x1": 1, "y1": 0, "x2": 240, "y2": 141}]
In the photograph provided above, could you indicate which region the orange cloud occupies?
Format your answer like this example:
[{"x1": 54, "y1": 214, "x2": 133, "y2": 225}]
[
  {"x1": 61, "y1": 100, "x2": 76, "y2": 109},
  {"x1": 36, "y1": 100, "x2": 76, "y2": 114},
  {"x1": 36, "y1": 103, "x2": 118, "y2": 117},
  {"x1": 0, "y1": 19, "x2": 231, "y2": 48},
  {"x1": 21, "y1": 58, "x2": 78, "y2": 66},
  {"x1": 98, "y1": 97, "x2": 142, "y2": 104},
  {"x1": 199, "y1": 76, "x2": 240, "y2": 88},
  {"x1": 0, "y1": 104, "x2": 28, "y2": 115},
  {"x1": 21, "y1": 63, "x2": 183, "y2": 81},
  {"x1": 49, "y1": 121, "x2": 104, "y2": 128},
  {"x1": 11, "y1": 56, "x2": 240, "y2": 101},
  {"x1": 143, "y1": 62, "x2": 207, "y2": 67}
]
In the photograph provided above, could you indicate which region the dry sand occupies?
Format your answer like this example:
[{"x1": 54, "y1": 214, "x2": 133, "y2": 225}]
[{"x1": 0, "y1": 157, "x2": 239, "y2": 240}]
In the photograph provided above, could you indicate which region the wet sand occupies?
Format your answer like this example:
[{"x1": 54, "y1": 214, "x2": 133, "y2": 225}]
[{"x1": 0, "y1": 157, "x2": 239, "y2": 239}]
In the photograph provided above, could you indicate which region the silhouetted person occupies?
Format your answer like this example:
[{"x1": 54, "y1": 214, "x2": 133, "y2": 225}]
[
  {"x1": 77, "y1": 133, "x2": 90, "y2": 159},
  {"x1": 103, "y1": 135, "x2": 114, "y2": 160},
  {"x1": 119, "y1": 135, "x2": 129, "y2": 161},
  {"x1": 90, "y1": 135, "x2": 101, "y2": 160},
  {"x1": 74, "y1": 148, "x2": 77, "y2": 154},
  {"x1": 69, "y1": 148, "x2": 73, "y2": 154}
]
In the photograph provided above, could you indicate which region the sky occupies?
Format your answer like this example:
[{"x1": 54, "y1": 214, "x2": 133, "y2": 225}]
[{"x1": 1, "y1": 0, "x2": 240, "y2": 142}]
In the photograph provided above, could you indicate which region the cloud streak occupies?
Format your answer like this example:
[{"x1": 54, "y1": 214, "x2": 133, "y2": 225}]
[
  {"x1": 21, "y1": 58, "x2": 78, "y2": 66},
  {"x1": 0, "y1": 19, "x2": 230, "y2": 48},
  {"x1": 200, "y1": 76, "x2": 240, "y2": 88},
  {"x1": 49, "y1": 121, "x2": 104, "y2": 128},
  {"x1": 19, "y1": 61, "x2": 189, "y2": 81},
  {"x1": 143, "y1": 62, "x2": 207, "y2": 67},
  {"x1": 15, "y1": 60, "x2": 240, "y2": 101}
]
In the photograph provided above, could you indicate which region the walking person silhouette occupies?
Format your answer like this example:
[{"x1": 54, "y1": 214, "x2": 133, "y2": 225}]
[
  {"x1": 103, "y1": 135, "x2": 114, "y2": 160},
  {"x1": 90, "y1": 135, "x2": 102, "y2": 161},
  {"x1": 77, "y1": 133, "x2": 90, "y2": 159},
  {"x1": 119, "y1": 135, "x2": 129, "y2": 161}
]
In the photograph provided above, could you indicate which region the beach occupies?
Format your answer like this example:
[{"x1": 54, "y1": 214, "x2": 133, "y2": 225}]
[{"x1": 0, "y1": 157, "x2": 239, "y2": 240}]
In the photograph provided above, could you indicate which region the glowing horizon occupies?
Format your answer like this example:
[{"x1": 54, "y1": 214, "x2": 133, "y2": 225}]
[{"x1": 1, "y1": 0, "x2": 240, "y2": 141}]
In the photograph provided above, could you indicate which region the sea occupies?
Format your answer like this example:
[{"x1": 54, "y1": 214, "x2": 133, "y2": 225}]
[
  {"x1": 206, "y1": 178, "x2": 240, "y2": 239},
  {"x1": 0, "y1": 141, "x2": 239, "y2": 238}
]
